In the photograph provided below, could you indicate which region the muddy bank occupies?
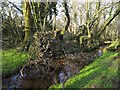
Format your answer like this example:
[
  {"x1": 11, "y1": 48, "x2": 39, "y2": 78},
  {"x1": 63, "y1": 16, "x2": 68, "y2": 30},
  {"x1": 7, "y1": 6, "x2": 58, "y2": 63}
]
[
  {"x1": 2, "y1": 73, "x2": 54, "y2": 89},
  {"x1": 2, "y1": 51, "x2": 98, "y2": 89}
]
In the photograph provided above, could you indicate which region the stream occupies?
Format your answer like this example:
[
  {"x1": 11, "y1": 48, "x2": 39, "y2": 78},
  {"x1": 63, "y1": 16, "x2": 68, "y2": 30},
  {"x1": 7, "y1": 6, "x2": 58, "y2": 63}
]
[
  {"x1": 3, "y1": 73, "x2": 54, "y2": 89},
  {"x1": 2, "y1": 64, "x2": 78, "y2": 89},
  {"x1": 2, "y1": 52, "x2": 98, "y2": 89}
]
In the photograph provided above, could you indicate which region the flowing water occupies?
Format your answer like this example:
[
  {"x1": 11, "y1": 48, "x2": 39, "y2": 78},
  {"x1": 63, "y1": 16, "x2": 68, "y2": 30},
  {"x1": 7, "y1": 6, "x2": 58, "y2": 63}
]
[{"x1": 2, "y1": 52, "x2": 98, "y2": 89}]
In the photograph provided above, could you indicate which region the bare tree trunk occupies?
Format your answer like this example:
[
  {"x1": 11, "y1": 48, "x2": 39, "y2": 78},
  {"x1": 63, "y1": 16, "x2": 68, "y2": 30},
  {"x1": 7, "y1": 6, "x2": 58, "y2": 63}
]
[
  {"x1": 22, "y1": 0, "x2": 31, "y2": 51},
  {"x1": 64, "y1": 1, "x2": 70, "y2": 32}
]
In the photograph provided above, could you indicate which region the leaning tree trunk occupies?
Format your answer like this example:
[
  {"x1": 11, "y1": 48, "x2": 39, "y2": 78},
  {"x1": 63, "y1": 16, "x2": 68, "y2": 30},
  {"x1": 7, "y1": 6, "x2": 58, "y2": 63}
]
[{"x1": 97, "y1": 5, "x2": 120, "y2": 38}]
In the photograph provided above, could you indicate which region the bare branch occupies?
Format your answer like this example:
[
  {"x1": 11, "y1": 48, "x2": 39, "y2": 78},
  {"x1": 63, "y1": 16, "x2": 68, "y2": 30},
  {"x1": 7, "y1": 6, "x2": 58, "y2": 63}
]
[
  {"x1": 97, "y1": 6, "x2": 120, "y2": 38},
  {"x1": 7, "y1": 0, "x2": 23, "y2": 14},
  {"x1": 89, "y1": 2, "x2": 118, "y2": 29}
]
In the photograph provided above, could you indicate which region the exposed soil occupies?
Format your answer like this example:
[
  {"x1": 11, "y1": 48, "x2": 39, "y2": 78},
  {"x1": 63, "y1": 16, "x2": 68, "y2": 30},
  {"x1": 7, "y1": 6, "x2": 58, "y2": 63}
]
[{"x1": 2, "y1": 51, "x2": 98, "y2": 89}]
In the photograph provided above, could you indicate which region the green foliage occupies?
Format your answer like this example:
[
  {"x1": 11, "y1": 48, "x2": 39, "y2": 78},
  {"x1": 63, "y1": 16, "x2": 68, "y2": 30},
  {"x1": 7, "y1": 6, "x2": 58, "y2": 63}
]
[
  {"x1": 79, "y1": 35, "x2": 89, "y2": 45},
  {"x1": 49, "y1": 51, "x2": 119, "y2": 89},
  {"x1": 107, "y1": 39, "x2": 120, "y2": 50},
  {"x1": 1, "y1": 49, "x2": 30, "y2": 76},
  {"x1": 61, "y1": 28, "x2": 65, "y2": 35}
]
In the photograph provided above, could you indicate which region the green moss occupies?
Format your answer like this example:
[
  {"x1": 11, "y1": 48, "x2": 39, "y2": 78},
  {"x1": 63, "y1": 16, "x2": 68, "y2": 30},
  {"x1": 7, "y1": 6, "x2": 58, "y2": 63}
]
[
  {"x1": 49, "y1": 51, "x2": 119, "y2": 89},
  {"x1": 1, "y1": 49, "x2": 30, "y2": 76}
]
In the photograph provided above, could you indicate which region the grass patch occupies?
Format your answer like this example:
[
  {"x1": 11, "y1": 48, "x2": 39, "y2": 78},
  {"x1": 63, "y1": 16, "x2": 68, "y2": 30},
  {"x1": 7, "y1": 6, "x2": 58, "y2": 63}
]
[
  {"x1": 1, "y1": 49, "x2": 30, "y2": 76},
  {"x1": 49, "y1": 51, "x2": 119, "y2": 89}
]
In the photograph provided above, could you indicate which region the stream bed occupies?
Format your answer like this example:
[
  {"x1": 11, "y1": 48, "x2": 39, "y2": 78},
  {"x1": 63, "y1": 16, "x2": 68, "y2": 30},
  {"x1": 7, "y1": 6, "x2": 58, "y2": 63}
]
[
  {"x1": 2, "y1": 52, "x2": 98, "y2": 89},
  {"x1": 3, "y1": 73, "x2": 54, "y2": 89}
]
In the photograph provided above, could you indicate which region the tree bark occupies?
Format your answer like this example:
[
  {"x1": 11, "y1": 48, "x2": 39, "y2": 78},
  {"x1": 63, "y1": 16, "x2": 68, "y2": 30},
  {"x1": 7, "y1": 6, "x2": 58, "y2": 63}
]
[
  {"x1": 64, "y1": 2, "x2": 70, "y2": 32},
  {"x1": 22, "y1": 0, "x2": 31, "y2": 51}
]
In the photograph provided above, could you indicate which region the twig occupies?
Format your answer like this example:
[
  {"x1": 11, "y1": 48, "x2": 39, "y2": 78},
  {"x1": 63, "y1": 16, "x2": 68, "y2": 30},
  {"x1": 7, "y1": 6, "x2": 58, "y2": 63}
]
[
  {"x1": 20, "y1": 65, "x2": 25, "y2": 77},
  {"x1": 7, "y1": 0, "x2": 23, "y2": 14},
  {"x1": 20, "y1": 58, "x2": 31, "y2": 77}
]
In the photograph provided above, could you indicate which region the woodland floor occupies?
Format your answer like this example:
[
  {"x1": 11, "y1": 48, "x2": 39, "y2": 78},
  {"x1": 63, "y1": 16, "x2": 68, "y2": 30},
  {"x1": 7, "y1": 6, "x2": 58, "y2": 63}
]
[
  {"x1": 2, "y1": 49, "x2": 98, "y2": 89},
  {"x1": 2, "y1": 49, "x2": 119, "y2": 89}
]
